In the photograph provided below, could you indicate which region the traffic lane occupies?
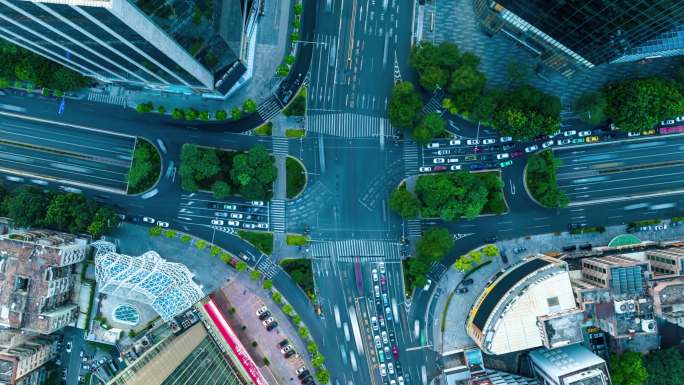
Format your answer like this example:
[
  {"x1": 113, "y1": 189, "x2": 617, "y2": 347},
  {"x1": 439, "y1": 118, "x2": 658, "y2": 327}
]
[
  {"x1": 177, "y1": 195, "x2": 270, "y2": 230},
  {"x1": 558, "y1": 164, "x2": 684, "y2": 201},
  {"x1": 0, "y1": 143, "x2": 130, "y2": 191},
  {"x1": 555, "y1": 137, "x2": 684, "y2": 169},
  {"x1": 0, "y1": 112, "x2": 136, "y2": 158}
]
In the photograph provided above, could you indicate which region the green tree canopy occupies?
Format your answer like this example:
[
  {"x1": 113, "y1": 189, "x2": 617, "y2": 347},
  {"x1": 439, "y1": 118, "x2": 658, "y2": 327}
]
[
  {"x1": 2, "y1": 186, "x2": 50, "y2": 228},
  {"x1": 610, "y1": 351, "x2": 647, "y2": 385},
  {"x1": 573, "y1": 91, "x2": 607, "y2": 125},
  {"x1": 388, "y1": 81, "x2": 423, "y2": 130},
  {"x1": 389, "y1": 187, "x2": 420, "y2": 219},
  {"x1": 179, "y1": 145, "x2": 221, "y2": 191},
  {"x1": 416, "y1": 228, "x2": 454, "y2": 261},
  {"x1": 644, "y1": 348, "x2": 684, "y2": 385},
  {"x1": 526, "y1": 150, "x2": 569, "y2": 208},
  {"x1": 413, "y1": 112, "x2": 445, "y2": 145}
]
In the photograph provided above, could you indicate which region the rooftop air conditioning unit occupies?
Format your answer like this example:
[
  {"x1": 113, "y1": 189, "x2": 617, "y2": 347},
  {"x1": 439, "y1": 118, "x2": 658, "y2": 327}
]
[{"x1": 641, "y1": 319, "x2": 656, "y2": 333}]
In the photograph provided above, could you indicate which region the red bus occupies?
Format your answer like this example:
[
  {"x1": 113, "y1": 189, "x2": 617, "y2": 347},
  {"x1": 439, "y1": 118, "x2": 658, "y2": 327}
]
[{"x1": 659, "y1": 125, "x2": 684, "y2": 134}]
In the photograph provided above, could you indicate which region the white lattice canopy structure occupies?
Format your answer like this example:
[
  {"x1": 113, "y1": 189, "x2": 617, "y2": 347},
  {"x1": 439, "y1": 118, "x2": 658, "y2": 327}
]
[{"x1": 92, "y1": 241, "x2": 203, "y2": 321}]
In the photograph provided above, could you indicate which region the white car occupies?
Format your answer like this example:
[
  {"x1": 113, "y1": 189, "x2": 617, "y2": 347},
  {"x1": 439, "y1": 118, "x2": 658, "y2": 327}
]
[
  {"x1": 251, "y1": 201, "x2": 264, "y2": 206},
  {"x1": 499, "y1": 136, "x2": 512, "y2": 143},
  {"x1": 398, "y1": 377, "x2": 405, "y2": 385},
  {"x1": 432, "y1": 158, "x2": 445, "y2": 164},
  {"x1": 374, "y1": 285, "x2": 380, "y2": 298},
  {"x1": 230, "y1": 213, "x2": 243, "y2": 219},
  {"x1": 578, "y1": 130, "x2": 592, "y2": 137},
  {"x1": 261, "y1": 317, "x2": 275, "y2": 326},
  {"x1": 676, "y1": 116, "x2": 684, "y2": 122},
  {"x1": 142, "y1": 217, "x2": 155, "y2": 224},
  {"x1": 227, "y1": 220, "x2": 240, "y2": 226},
  {"x1": 379, "y1": 262, "x2": 385, "y2": 274},
  {"x1": 211, "y1": 219, "x2": 224, "y2": 226},
  {"x1": 447, "y1": 158, "x2": 459, "y2": 163},
  {"x1": 375, "y1": 336, "x2": 382, "y2": 349},
  {"x1": 482, "y1": 138, "x2": 496, "y2": 144},
  {"x1": 449, "y1": 139, "x2": 461, "y2": 146},
  {"x1": 215, "y1": 212, "x2": 228, "y2": 217},
  {"x1": 157, "y1": 221, "x2": 169, "y2": 228},
  {"x1": 372, "y1": 269, "x2": 379, "y2": 282},
  {"x1": 379, "y1": 363, "x2": 387, "y2": 377},
  {"x1": 563, "y1": 130, "x2": 576, "y2": 137},
  {"x1": 382, "y1": 331, "x2": 388, "y2": 344},
  {"x1": 627, "y1": 131, "x2": 641, "y2": 137},
  {"x1": 662, "y1": 119, "x2": 675, "y2": 125},
  {"x1": 423, "y1": 279, "x2": 432, "y2": 291},
  {"x1": 426, "y1": 142, "x2": 440, "y2": 149},
  {"x1": 496, "y1": 153, "x2": 509, "y2": 160},
  {"x1": 243, "y1": 223, "x2": 256, "y2": 229},
  {"x1": 525, "y1": 145, "x2": 539, "y2": 153},
  {"x1": 436, "y1": 149, "x2": 451, "y2": 155},
  {"x1": 388, "y1": 363, "x2": 395, "y2": 375},
  {"x1": 450, "y1": 165, "x2": 462, "y2": 171},
  {"x1": 418, "y1": 166, "x2": 432, "y2": 173},
  {"x1": 256, "y1": 306, "x2": 268, "y2": 316},
  {"x1": 371, "y1": 316, "x2": 379, "y2": 331},
  {"x1": 466, "y1": 139, "x2": 479, "y2": 145},
  {"x1": 66, "y1": 342, "x2": 72, "y2": 353},
  {"x1": 257, "y1": 223, "x2": 269, "y2": 229},
  {"x1": 541, "y1": 140, "x2": 554, "y2": 149},
  {"x1": 281, "y1": 345, "x2": 293, "y2": 354},
  {"x1": 557, "y1": 139, "x2": 571, "y2": 145}
]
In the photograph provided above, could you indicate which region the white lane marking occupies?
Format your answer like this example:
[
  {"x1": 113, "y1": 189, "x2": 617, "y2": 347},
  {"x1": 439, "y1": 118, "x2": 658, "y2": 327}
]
[
  {"x1": 413, "y1": 320, "x2": 419, "y2": 339},
  {"x1": 348, "y1": 306, "x2": 364, "y2": 355},
  {"x1": 350, "y1": 350, "x2": 358, "y2": 372},
  {"x1": 343, "y1": 322, "x2": 350, "y2": 342},
  {"x1": 334, "y1": 305, "x2": 341, "y2": 328}
]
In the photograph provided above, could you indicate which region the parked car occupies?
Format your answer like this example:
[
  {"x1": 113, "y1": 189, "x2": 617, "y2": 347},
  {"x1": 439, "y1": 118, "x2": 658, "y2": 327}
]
[
  {"x1": 524, "y1": 145, "x2": 538, "y2": 153},
  {"x1": 423, "y1": 279, "x2": 432, "y2": 291},
  {"x1": 563, "y1": 130, "x2": 576, "y2": 137},
  {"x1": 427, "y1": 142, "x2": 440, "y2": 149},
  {"x1": 499, "y1": 136, "x2": 512, "y2": 143},
  {"x1": 142, "y1": 217, "x2": 155, "y2": 224},
  {"x1": 281, "y1": 345, "x2": 294, "y2": 354},
  {"x1": 156, "y1": 221, "x2": 169, "y2": 228},
  {"x1": 541, "y1": 139, "x2": 554, "y2": 149},
  {"x1": 496, "y1": 153, "x2": 509, "y2": 160},
  {"x1": 434, "y1": 165, "x2": 447, "y2": 171},
  {"x1": 266, "y1": 322, "x2": 278, "y2": 331},
  {"x1": 578, "y1": 130, "x2": 592, "y2": 137},
  {"x1": 449, "y1": 139, "x2": 461, "y2": 146},
  {"x1": 227, "y1": 220, "x2": 240, "y2": 226},
  {"x1": 432, "y1": 158, "x2": 445, "y2": 164},
  {"x1": 450, "y1": 165, "x2": 462, "y2": 171},
  {"x1": 499, "y1": 160, "x2": 513, "y2": 168},
  {"x1": 211, "y1": 219, "x2": 224, "y2": 226},
  {"x1": 436, "y1": 149, "x2": 451, "y2": 155},
  {"x1": 482, "y1": 138, "x2": 496, "y2": 144},
  {"x1": 230, "y1": 213, "x2": 243, "y2": 219},
  {"x1": 251, "y1": 201, "x2": 264, "y2": 206},
  {"x1": 418, "y1": 166, "x2": 432, "y2": 173},
  {"x1": 284, "y1": 350, "x2": 296, "y2": 359},
  {"x1": 457, "y1": 287, "x2": 469, "y2": 294}
]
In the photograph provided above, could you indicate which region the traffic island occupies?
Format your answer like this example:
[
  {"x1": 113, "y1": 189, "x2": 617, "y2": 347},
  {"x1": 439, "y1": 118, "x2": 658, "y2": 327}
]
[
  {"x1": 127, "y1": 138, "x2": 162, "y2": 195},
  {"x1": 286, "y1": 156, "x2": 307, "y2": 199}
]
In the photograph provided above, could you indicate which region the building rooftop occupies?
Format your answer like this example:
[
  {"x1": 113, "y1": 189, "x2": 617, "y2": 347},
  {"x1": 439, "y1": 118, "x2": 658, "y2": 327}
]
[
  {"x1": 539, "y1": 309, "x2": 585, "y2": 349},
  {"x1": 529, "y1": 344, "x2": 607, "y2": 384}
]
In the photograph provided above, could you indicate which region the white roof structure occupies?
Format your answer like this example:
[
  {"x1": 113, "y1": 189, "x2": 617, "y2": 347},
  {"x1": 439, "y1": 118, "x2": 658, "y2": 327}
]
[
  {"x1": 529, "y1": 344, "x2": 608, "y2": 385},
  {"x1": 93, "y1": 241, "x2": 203, "y2": 321}
]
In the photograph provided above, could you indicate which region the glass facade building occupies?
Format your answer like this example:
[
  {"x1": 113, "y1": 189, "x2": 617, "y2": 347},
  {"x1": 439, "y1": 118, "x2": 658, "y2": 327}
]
[
  {"x1": 474, "y1": 0, "x2": 684, "y2": 77},
  {"x1": 0, "y1": 0, "x2": 257, "y2": 94}
]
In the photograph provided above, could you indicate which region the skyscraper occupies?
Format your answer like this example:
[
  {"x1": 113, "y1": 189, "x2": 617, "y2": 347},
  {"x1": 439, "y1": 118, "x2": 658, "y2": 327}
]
[
  {"x1": 474, "y1": 0, "x2": 684, "y2": 77},
  {"x1": 0, "y1": 0, "x2": 259, "y2": 95}
]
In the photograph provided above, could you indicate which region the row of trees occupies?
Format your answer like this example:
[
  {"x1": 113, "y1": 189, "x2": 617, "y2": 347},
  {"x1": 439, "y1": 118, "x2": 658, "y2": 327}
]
[
  {"x1": 389, "y1": 171, "x2": 506, "y2": 221},
  {"x1": 0, "y1": 41, "x2": 90, "y2": 92},
  {"x1": 454, "y1": 244, "x2": 498, "y2": 272},
  {"x1": 525, "y1": 150, "x2": 569, "y2": 208},
  {"x1": 610, "y1": 348, "x2": 684, "y2": 385},
  {"x1": 387, "y1": 81, "x2": 447, "y2": 145},
  {"x1": 0, "y1": 186, "x2": 119, "y2": 237},
  {"x1": 574, "y1": 76, "x2": 684, "y2": 132},
  {"x1": 137, "y1": 99, "x2": 256, "y2": 121},
  {"x1": 179, "y1": 144, "x2": 277, "y2": 200}
]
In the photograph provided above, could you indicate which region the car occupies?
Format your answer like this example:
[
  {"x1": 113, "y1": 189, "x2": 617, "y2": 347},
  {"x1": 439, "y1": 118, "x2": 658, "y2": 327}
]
[
  {"x1": 251, "y1": 201, "x2": 265, "y2": 206},
  {"x1": 378, "y1": 349, "x2": 385, "y2": 363},
  {"x1": 436, "y1": 149, "x2": 451, "y2": 155},
  {"x1": 230, "y1": 213, "x2": 243, "y2": 219},
  {"x1": 434, "y1": 165, "x2": 447, "y2": 171},
  {"x1": 418, "y1": 166, "x2": 432, "y2": 173},
  {"x1": 215, "y1": 212, "x2": 228, "y2": 217},
  {"x1": 379, "y1": 262, "x2": 385, "y2": 274},
  {"x1": 156, "y1": 220, "x2": 169, "y2": 227},
  {"x1": 211, "y1": 219, "x2": 224, "y2": 226},
  {"x1": 426, "y1": 142, "x2": 440, "y2": 149},
  {"x1": 524, "y1": 145, "x2": 538, "y2": 153},
  {"x1": 242, "y1": 223, "x2": 256, "y2": 229},
  {"x1": 578, "y1": 130, "x2": 592, "y2": 137},
  {"x1": 642, "y1": 129, "x2": 656, "y2": 135},
  {"x1": 447, "y1": 158, "x2": 459, "y2": 163},
  {"x1": 284, "y1": 350, "x2": 296, "y2": 359},
  {"x1": 207, "y1": 202, "x2": 220, "y2": 209},
  {"x1": 662, "y1": 119, "x2": 675, "y2": 125},
  {"x1": 257, "y1": 223, "x2": 268, "y2": 229},
  {"x1": 450, "y1": 165, "x2": 462, "y2": 171},
  {"x1": 378, "y1": 315, "x2": 385, "y2": 327},
  {"x1": 374, "y1": 285, "x2": 380, "y2": 298},
  {"x1": 371, "y1": 316, "x2": 379, "y2": 331},
  {"x1": 398, "y1": 376, "x2": 405, "y2": 385},
  {"x1": 462, "y1": 278, "x2": 474, "y2": 285},
  {"x1": 482, "y1": 138, "x2": 496, "y2": 144},
  {"x1": 258, "y1": 311, "x2": 271, "y2": 321},
  {"x1": 297, "y1": 367, "x2": 309, "y2": 377},
  {"x1": 372, "y1": 269, "x2": 379, "y2": 282},
  {"x1": 142, "y1": 217, "x2": 155, "y2": 224},
  {"x1": 571, "y1": 138, "x2": 585, "y2": 144},
  {"x1": 449, "y1": 139, "x2": 461, "y2": 146},
  {"x1": 466, "y1": 139, "x2": 480, "y2": 145},
  {"x1": 392, "y1": 345, "x2": 399, "y2": 359},
  {"x1": 486, "y1": 145, "x2": 501, "y2": 152},
  {"x1": 496, "y1": 153, "x2": 509, "y2": 160},
  {"x1": 379, "y1": 363, "x2": 387, "y2": 377},
  {"x1": 511, "y1": 150, "x2": 524, "y2": 158},
  {"x1": 432, "y1": 158, "x2": 445, "y2": 164},
  {"x1": 457, "y1": 287, "x2": 469, "y2": 294},
  {"x1": 387, "y1": 362, "x2": 395, "y2": 375},
  {"x1": 281, "y1": 345, "x2": 293, "y2": 354},
  {"x1": 382, "y1": 331, "x2": 388, "y2": 344},
  {"x1": 228, "y1": 220, "x2": 240, "y2": 226},
  {"x1": 534, "y1": 134, "x2": 549, "y2": 141},
  {"x1": 627, "y1": 131, "x2": 641, "y2": 137},
  {"x1": 375, "y1": 336, "x2": 382, "y2": 349},
  {"x1": 563, "y1": 130, "x2": 576, "y2": 137},
  {"x1": 279, "y1": 339, "x2": 290, "y2": 347},
  {"x1": 266, "y1": 322, "x2": 278, "y2": 331},
  {"x1": 262, "y1": 317, "x2": 275, "y2": 326},
  {"x1": 66, "y1": 342, "x2": 72, "y2": 353},
  {"x1": 382, "y1": 292, "x2": 389, "y2": 306},
  {"x1": 423, "y1": 279, "x2": 432, "y2": 291},
  {"x1": 499, "y1": 136, "x2": 513, "y2": 143},
  {"x1": 499, "y1": 160, "x2": 513, "y2": 168},
  {"x1": 541, "y1": 140, "x2": 554, "y2": 149},
  {"x1": 385, "y1": 306, "x2": 393, "y2": 321},
  {"x1": 223, "y1": 204, "x2": 237, "y2": 210},
  {"x1": 585, "y1": 135, "x2": 599, "y2": 143},
  {"x1": 82, "y1": 364, "x2": 90, "y2": 371},
  {"x1": 556, "y1": 139, "x2": 571, "y2": 145}
]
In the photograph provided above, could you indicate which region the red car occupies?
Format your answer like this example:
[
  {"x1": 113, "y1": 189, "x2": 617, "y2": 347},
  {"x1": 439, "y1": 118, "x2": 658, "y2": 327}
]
[
  {"x1": 434, "y1": 165, "x2": 447, "y2": 171},
  {"x1": 511, "y1": 150, "x2": 524, "y2": 158},
  {"x1": 392, "y1": 345, "x2": 399, "y2": 360}
]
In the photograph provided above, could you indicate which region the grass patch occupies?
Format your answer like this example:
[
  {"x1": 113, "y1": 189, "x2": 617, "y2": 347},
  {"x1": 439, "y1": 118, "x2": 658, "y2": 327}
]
[
  {"x1": 570, "y1": 226, "x2": 606, "y2": 234},
  {"x1": 283, "y1": 87, "x2": 307, "y2": 116},
  {"x1": 285, "y1": 128, "x2": 306, "y2": 138},
  {"x1": 286, "y1": 234, "x2": 310, "y2": 246},
  {"x1": 127, "y1": 138, "x2": 161, "y2": 194},
  {"x1": 280, "y1": 258, "x2": 314, "y2": 299},
  {"x1": 254, "y1": 122, "x2": 273, "y2": 136},
  {"x1": 238, "y1": 231, "x2": 274, "y2": 255},
  {"x1": 286, "y1": 156, "x2": 306, "y2": 199}
]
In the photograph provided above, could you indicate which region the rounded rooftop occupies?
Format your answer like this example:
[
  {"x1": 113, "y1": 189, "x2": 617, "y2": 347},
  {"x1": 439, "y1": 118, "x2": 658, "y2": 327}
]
[{"x1": 608, "y1": 234, "x2": 642, "y2": 247}]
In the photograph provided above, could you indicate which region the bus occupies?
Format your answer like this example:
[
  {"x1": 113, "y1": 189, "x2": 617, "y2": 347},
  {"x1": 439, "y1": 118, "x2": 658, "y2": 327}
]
[{"x1": 659, "y1": 125, "x2": 684, "y2": 134}]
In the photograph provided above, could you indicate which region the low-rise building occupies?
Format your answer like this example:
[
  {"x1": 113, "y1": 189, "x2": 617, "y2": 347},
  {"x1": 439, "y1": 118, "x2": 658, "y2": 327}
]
[
  {"x1": 645, "y1": 248, "x2": 684, "y2": 277},
  {"x1": 0, "y1": 330, "x2": 59, "y2": 385},
  {"x1": 529, "y1": 344, "x2": 612, "y2": 385}
]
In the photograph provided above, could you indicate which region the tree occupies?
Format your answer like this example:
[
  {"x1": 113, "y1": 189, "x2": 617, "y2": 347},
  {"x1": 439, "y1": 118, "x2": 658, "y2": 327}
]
[
  {"x1": 88, "y1": 207, "x2": 119, "y2": 238},
  {"x1": 416, "y1": 228, "x2": 454, "y2": 261},
  {"x1": 231, "y1": 106, "x2": 242, "y2": 120},
  {"x1": 136, "y1": 102, "x2": 153, "y2": 113},
  {"x1": 185, "y1": 108, "x2": 198, "y2": 120},
  {"x1": 235, "y1": 261, "x2": 248, "y2": 271},
  {"x1": 525, "y1": 150, "x2": 569, "y2": 208},
  {"x1": 418, "y1": 65, "x2": 449, "y2": 91},
  {"x1": 211, "y1": 181, "x2": 231, "y2": 199},
  {"x1": 242, "y1": 99, "x2": 257, "y2": 113},
  {"x1": 413, "y1": 112, "x2": 445, "y2": 144},
  {"x1": 437, "y1": 42, "x2": 461, "y2": 69},
  {"x1": 179, "y1": 145, "x2": 221, "y2": 191},
  {"x1": 215, "y1": 110, "x2": 227, "y2": 120},
  {"x1": 449, "y1": 64, "x2": 486, "y2": 95},
  {"x1": 388, "y1": 81, "x2": 423, "y2": 130},
  {"x1": 2, "y1": 186, "x2": 50, "y2": 228},
  {"x1": 199, "y1": 111, "x2": 210, "y2": 121},
  {"x1": 482, "y1": 244, "x2": 498, "y2": 257},
  {"x1": 127, "y1": 144, "x2": 155, "y2": 191},
  {"x1": 414, "y1": 172, "x2": 489, "y2": 220},
  {"x1": 307, "y1": 341, "x2": 318, "y2": 354},
  {"x1": 409, "y1": 41, "x2": 440, "y2": 73},
  {"x1": 312, "y1": 355, "x2": 325, "y2": 368},
  {"x1": 610, "y1": 351, "x2": 647, "y2": 385},
  {"x1": 315, "y1": 369, "x2": 330, "y2": 384},
  {"x1": 454, "y1": 255, "x2": 474, "y2": 272},
  {"x1": 294, "y1": 2, "x2": 302, "y2": 14},
  {"x1": 172, "y1": 108, "x2": 185, "y2": 120},
  {"x1": 389, "y1": 187, "x2": 420, "y2": 219},
  {"x1": 644, "y1": 348, "x2": 684, "y2": 385},
  {"x1": 276, "y1": 64, "x2": 289, "y2": 76},
  {"x1": 250, "y1": 270, "x2": 262, "y2": 280},
  {"x1": 574, "y1": 91, "x2": 607, "y2": 124},
  {"x1": 229, "y1": 145, "x2": 276, "y2": 200},
  {"x1": 157, "y1": 105, "x2": 166, "y2": 114}
]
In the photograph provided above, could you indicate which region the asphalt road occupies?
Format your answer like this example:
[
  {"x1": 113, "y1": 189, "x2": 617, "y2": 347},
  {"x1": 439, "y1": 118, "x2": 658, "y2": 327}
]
[
  {"x1": 0, "y1": 112, "x2": 134, "y2": 192},
  {"x1": 555, "y1": 134, "x2": 684, "y2": 204}
]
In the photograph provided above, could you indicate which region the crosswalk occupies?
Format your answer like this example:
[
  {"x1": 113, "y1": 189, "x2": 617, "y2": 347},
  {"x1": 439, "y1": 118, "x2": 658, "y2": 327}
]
[
  {"x1": 309, "y1": 240, "x2": 402, "y2": 260},
  {"x1": 428, "y1": 262, "x2": 448, "y2": 280},
  {"x1": 403, "y1": 142, "x2": 420, "y2": 175},
  {"x1": 272, "y1": 136, "x2": 289, "y2": 156},
  {"x1": 406, "y1": 219, "x2": 422, "y2": 237},
  {"x1": 257, "y1": 95, "x2": 282, "y2": 121},
  {"x1": 87, "y1": 92, "x2": 127, "y2": 107},
  {"x1": 307, "y1": 113, "x2": 391, "y2": 137},
  {"x1": 255, "y1": 256, "x2": 280, "y2": 279},
  {"x1": 421, "y1": 89, "x2": 444, "y2": 116},
  {"x1": 270, "y1": 199, "x2": 286, "y2": 233}
]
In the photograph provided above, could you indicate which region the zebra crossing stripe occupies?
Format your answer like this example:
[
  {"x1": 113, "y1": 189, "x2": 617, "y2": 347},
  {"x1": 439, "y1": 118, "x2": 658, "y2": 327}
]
[
  {"x1": 270, "y1": 199, "x2": 286, "y2": 233},
  {"x1": 309, "y1": 240, "x2": 402, "y2": 259},
  {"x1": 307, "y1": 113, "x2": 391, "y2": 138},
  {"x1": 87, "y1": 92, "x2": 127, "y2": 107},
  {"x1": 257, "y1": 96, "x2": 282, "y2": 121}
]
